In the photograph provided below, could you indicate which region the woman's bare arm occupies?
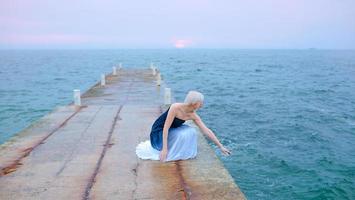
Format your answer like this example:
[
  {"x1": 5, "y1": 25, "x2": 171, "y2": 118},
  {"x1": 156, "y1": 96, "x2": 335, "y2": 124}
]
[
  {"x1": 162, "y1": 105, "x2": 177, "y2": 151},
  {"x1": 192, "y1": 112, "x2": 223, "y2": 148},
  {"x1": 192, "y1": 112, "x2": 231, "y2": 155}
]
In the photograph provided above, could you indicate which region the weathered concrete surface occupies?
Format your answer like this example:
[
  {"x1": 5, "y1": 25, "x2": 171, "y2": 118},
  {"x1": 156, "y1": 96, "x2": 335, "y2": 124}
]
[
  {"x1": 0, "y1": 68, "x2": 246, "y2": 199},
  {"x1": 0, "y1": 105, "x2": 81, "y2": 176}
]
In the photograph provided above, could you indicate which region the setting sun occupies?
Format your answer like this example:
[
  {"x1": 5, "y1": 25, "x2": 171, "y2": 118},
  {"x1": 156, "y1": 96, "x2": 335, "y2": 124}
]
[{"x1": 174, "y1": 39, "x2": 192, "y2": 48}]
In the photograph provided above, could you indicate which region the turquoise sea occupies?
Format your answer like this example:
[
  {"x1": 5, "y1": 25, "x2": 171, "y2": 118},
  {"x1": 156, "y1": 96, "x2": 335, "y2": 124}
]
[{"x1": 0, "y1": 49, "x2": 354, "y2": 199}]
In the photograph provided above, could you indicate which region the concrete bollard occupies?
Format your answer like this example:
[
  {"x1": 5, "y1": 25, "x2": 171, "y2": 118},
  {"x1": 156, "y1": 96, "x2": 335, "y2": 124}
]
[
  {"x1": 150, "y1": 63, "x2": 156, "y2": 76},
  {"x1": 164, "y1": 88, "x2": 171, "y2": 105},
  {"x1": 101, "y1": 74, "x2": 106, "y2": 86},
  {"x1": 113, "y1": 66, "x2": 117, "y2": 75},
  {"x1": 157, "y1": 72, "x2": 161, "y2": 86},
  {"x1": 73, "y1": 89, "x2": 81, "y2": 106}
]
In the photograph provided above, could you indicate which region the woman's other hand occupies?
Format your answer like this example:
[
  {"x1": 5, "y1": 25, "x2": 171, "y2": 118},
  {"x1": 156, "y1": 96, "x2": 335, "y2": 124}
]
[
  {"x1": 220, "y1": 145, "x2": 231, "y2": 156},
  {"x1": 159, "y1": 148, "x2": 168, "y2": 162}
]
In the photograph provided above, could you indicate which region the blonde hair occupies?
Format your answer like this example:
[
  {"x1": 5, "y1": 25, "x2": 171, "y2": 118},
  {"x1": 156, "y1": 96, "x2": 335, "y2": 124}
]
[{"x1": 184, "y1": 90, "x2": 204, "y2": 104}]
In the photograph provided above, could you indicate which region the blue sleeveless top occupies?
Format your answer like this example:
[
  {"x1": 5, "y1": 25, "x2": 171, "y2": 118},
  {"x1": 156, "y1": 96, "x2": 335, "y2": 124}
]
[{"x1": 150, "y1": 106, "x2": 185, "y2": 151}]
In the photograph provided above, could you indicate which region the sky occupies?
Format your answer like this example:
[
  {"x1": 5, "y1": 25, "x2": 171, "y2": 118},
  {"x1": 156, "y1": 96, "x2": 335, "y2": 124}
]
[{"x1": 0, "y1": 0, "x2": 355, "y2": 49}]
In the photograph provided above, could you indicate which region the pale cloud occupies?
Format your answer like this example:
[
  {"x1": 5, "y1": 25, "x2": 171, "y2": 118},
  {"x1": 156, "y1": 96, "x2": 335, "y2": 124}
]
[
  {"x1": 0, "y1": 17, "x2": 42, "y2": 30},
  {"x1": 0, "y1": 34, "x2": 98, "y2": 44},
  {"x1": 0, "y1": 0, "x2": 354, "y2": 49}
]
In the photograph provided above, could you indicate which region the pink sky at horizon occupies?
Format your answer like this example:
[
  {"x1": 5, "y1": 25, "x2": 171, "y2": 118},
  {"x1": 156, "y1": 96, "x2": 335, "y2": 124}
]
[{"x1": 0, "y1": 0, "x2": 354, "y2": 49}]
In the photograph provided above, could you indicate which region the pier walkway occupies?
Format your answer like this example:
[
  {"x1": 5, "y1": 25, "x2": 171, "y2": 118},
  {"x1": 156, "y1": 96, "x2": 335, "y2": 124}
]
[{"x1": 0, "y1": 68, "x2": 246, "y2": 199}]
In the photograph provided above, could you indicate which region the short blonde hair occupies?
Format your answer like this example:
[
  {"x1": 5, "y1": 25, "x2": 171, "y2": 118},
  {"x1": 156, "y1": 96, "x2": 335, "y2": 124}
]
[{"x1": 184, "y1": 90, "x2": 204, "y2": 104}]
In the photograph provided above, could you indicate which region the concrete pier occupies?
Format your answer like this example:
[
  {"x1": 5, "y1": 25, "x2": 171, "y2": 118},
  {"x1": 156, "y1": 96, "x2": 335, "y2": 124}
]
[{"x1": 0, "y1": 68, "x2": 246, "y2": 199}]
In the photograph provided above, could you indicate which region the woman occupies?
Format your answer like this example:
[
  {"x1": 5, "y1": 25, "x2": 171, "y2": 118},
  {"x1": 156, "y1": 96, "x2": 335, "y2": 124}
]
[{"x1": 136, "y1": 90, "x2": 231, "y2": 162}]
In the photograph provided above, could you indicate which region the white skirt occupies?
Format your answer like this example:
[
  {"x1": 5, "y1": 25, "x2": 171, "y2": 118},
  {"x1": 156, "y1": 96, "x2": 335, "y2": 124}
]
[{"x1": 136, "y1": 124, "x2": 198, "y2": 162}]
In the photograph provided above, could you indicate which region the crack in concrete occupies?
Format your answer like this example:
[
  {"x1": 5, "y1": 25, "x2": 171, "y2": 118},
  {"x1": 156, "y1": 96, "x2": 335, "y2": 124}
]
[
  {"x1": 56, "y1": 106, "x2": 103, "y2": 176},
  {"x1": 131, "y1": 135, "x2": 141, "y2": 200},
  {"x1": 0, "y1": 105, "x2": 86, "y2": 176},
  {"x1": 176, "y1": 160, "x2": 192, "y2": 200},
  {"x1": 82, "y1": 104, "x2": 123, "y2": 200},
  {"x1": 83, "y1": 76, "x2": 135, "y2": 200}
]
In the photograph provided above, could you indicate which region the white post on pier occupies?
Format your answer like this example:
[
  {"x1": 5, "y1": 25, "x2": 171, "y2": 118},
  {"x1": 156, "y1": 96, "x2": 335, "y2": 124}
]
[
  {"x1": 101, "y1": 74, "x2": 106, "y2": 86},
  {"x1": 73, "y1": 89, "x2": 81, "y2": 106},
  {"x1": 164, "y1": 88, "x2": 171, "y2": 105},
  {"x1": 119, "y1": 63, "x2": 122, "y2": 70},
  {"x1": 157, "y1": 72, "x2": 161, "y2": 86},
  {"x1": 113, "y1": 66, "x2": 117, "y2": 75},
  {"x1": 150, "y1": 63, "x2": 156, "y2": 76}
]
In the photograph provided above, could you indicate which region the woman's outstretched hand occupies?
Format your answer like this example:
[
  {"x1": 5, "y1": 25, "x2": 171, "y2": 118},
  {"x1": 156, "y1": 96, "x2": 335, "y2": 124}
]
[
  {"x1": 220, "y1": 145, "x2": 231, "y2": 156},
  {"x1": 159, "y1": 148, "x2": 168, "y2": 162}
]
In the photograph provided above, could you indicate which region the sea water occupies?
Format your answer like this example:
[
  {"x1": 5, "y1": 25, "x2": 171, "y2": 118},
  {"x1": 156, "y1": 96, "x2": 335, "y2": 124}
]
[{"x1": 0, "y1": 49, "x2": 354, "y2": 199}]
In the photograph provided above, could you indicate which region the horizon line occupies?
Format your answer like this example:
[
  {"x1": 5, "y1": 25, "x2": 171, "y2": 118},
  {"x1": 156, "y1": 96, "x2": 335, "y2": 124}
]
[{"x1": 1, "y1": 47, "x2": 355, "y2": 51}]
